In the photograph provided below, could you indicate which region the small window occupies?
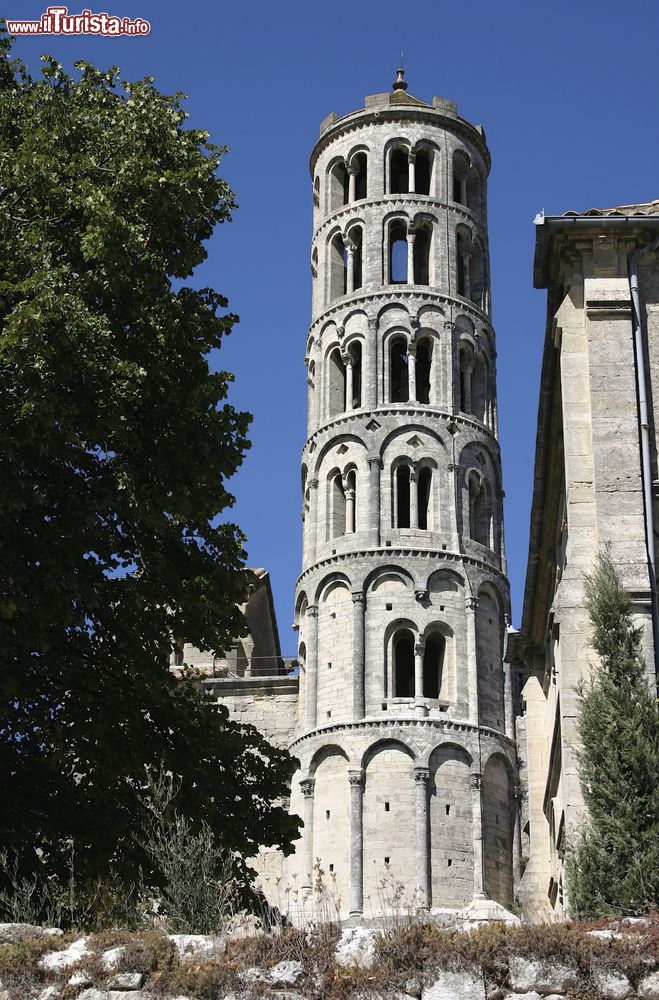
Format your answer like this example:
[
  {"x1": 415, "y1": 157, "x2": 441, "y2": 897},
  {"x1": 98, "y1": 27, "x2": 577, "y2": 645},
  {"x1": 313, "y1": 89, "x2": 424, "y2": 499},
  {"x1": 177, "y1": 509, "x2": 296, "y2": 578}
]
[
  {"x1": 329, "y1": 863, "x2": 334, "y2": 872},
  {"x1": 385, "y1": 802, "x2": 390, "y2": 812},
  {"x1": 446, "y1": 804, "x2": 451, "y2": 816},
  {"x1": 326, "y1": 810, "x2": 331, "y2": 820},
  {"x1": 447, "y1": 858, "x2": 452, "y2": 867},
  {"x1": 384, "y1": 856, "x2": 390, "y2": 865}
]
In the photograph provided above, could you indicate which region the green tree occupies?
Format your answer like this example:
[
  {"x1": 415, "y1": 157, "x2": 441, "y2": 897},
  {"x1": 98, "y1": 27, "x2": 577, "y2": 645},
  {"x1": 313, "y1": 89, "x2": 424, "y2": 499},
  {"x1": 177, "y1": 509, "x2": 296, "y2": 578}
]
[
  {"x1": 567, "y1": 549, "x2": 659, "y2": 917},
  {"x1": 0, "y1": 32, "x2": 299, "y2": 900}
]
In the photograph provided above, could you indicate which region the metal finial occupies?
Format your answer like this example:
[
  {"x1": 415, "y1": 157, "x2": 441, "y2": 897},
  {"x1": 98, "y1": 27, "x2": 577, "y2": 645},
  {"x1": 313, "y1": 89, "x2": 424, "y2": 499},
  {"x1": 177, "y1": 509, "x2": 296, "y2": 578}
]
[{"x1": 393, "y1": 61, "x2": 408, "y2": 92}]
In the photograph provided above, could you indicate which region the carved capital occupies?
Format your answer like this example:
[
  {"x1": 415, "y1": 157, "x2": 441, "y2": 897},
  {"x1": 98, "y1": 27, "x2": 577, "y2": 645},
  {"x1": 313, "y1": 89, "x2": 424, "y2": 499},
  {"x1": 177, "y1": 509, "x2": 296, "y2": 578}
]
[
  {"x1": 470, "y1": 772, "x2": 482, "y2": 790},
  {"x1": 307, "y1": 604, "x2": 319, "y2": 619},
  {"x1": 309, "y1": 478, "x2": 319, "y2": 490},
  {"x1": 444, "y1": 320, "x2": 457, "y2": 333},
  {"x1": 466, "y1": 596, "x2": 479, "y2": 611},
  {"x1": 414, "y1": 767, "x2": 430, "y2": 783},
  {"x1": 368, "y1": 456, "x2": 383, "y2": 470},
  {"x1": 300, "y1": 777, "x2": 315, "y2": 798},
  {"x1": 414, "y1": 640, "x2": 425, "y2": 657},
  {"x1": 348, "y1": 769, "x2": 364, "y2": 787},
  {"x1": 352, "y1": 590, "x2": 365, "y2": 606},
  {"x1": 407, "y1": 342, "x2": 417, "y2": 359},
  {"x1": 337, "y1": 324, "x2": 345, "y2": 342},
  {"x1": 414, "y1": 589, "x2": 429, "y2": 603},
  {"x1": 347, "y1": 162, "x2": 359, "y2": 176}
]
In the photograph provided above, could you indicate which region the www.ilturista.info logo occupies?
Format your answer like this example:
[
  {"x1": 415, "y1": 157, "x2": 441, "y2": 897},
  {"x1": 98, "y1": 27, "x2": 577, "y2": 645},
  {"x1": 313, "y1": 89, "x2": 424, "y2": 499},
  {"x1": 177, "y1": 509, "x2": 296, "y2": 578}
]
[{"x1": 6, "y1": 6, "x2": 151, "y2": 35}]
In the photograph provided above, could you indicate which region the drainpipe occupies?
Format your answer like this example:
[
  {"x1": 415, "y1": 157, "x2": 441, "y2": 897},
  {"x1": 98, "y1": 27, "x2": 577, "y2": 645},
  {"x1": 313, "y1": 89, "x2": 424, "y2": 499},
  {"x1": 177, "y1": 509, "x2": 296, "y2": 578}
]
[{"x1": 629, "y1": 233, "x2": 659, "y2": 677}]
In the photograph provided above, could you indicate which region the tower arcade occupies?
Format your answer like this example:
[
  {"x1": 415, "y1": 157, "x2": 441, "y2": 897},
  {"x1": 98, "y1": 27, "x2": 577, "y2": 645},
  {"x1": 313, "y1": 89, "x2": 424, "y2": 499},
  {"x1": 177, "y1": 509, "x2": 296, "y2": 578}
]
[{"x1": 287, "y1": 73, "x2": 519, "y2": 919}]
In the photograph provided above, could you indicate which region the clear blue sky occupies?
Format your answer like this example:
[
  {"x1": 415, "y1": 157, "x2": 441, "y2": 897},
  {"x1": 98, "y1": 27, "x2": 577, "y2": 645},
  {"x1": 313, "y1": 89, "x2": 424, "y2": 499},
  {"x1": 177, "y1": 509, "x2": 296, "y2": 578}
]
[{"x1": 12, "y1": 0, "x2": 659, "y2": 652}]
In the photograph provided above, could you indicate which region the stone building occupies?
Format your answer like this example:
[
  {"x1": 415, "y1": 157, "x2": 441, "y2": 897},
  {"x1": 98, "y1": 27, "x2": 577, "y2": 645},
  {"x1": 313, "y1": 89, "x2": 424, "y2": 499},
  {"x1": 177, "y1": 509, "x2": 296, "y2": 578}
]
[{"x1": 513, "y1": 201, "x2": 659, "y2": 920}]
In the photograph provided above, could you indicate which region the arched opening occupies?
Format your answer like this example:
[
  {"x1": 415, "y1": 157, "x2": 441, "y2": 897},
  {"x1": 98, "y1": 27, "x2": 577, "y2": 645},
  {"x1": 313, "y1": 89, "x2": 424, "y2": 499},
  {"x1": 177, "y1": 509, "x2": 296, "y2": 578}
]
[
  {"x1": 328, "y1": 347, "x2": 346, "y2": 417},
  {"x1": 456, "y1": 227, "x2": 470, "y2": 297},
  {"x1": 390, "y1": 148, "x2": 409, "y2": 194},
  {"x1": 348, "y1": 341, "x2": 362, "y2": 408},
  {"x1": 331, "y1": 472, "x2": 346, "y2": 538},
  {"x1": 393, "y1": 629, "x2": 415, "y2": 697},
  {"x1": 395, "y1": 464, "x2": 411, "y2": 528},
  {"x1": 472, "y1": 356, "x2": 488, "y2": 423},
  {"x1": 452, "y1": 150, "x2": 469, "y2": 205},
  {"x1": 469, "y1": 475, "x2": 489, "y2": 546},
  {"x1": 470, "y1": 243, "x2": 484, "y2": 309},
  {"x1": 389, "y1": 221, "x2": 408, "y2": 283},
  {"x1": 416, "y1": 338, "x2": 432, "y2": 404},
  {"x1": 349, "y1": 226, "x2": 363, "y2": 291},
  {"x1": 329, "y1": 161, "x2": 349, "y2": 211},
  {"x1": 329, "y1": 234, "x2": 347, "y2": 301},
  {"x1": 345, "y1": 468, "x2": 356, "y2": 533},
  {"x1": 413, "y1": 226, "x2": 431, "y2": 286},
  {"x1": 418, "y1": 466, "x2": 432, "y2": 530},
  {"x1": 459, "y1": 346, "x2": 473, "y2": 413},
  {"x1": 390, "y1": 337, "x2": 409, "y2": 402},
  {"x1": 466, "y1": 166, "x2": 481, "y2": 216},
  {"x1": 423, "y1": 634, "x2": 445, "y2": 698},
  {"x1": 313, "y1": 175, "x2": 320, "y2": 209},
  {"x1": 353, "y1": 152, "x2": 367, "y2": 200},
  {"x1": 415, "y1": 150, "x2": 432, "y2": 195}
]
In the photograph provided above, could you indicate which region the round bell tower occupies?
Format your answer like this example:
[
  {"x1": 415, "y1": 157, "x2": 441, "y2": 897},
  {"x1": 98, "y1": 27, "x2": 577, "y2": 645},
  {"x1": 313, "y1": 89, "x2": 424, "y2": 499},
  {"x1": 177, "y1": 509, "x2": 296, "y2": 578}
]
[{"x1": 288, "y1": 72, "x2": 519, "y2": 919}]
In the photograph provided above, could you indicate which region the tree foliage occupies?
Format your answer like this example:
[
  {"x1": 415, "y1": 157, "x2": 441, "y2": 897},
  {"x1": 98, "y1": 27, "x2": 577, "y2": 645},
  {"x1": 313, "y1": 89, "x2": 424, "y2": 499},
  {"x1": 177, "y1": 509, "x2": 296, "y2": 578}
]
[
  {"x1": 0, "y1": 32, "x2": 299, "y2": 896},
  {"x1": 567, "y1": 549, "x2": 659, "y2": 917}
]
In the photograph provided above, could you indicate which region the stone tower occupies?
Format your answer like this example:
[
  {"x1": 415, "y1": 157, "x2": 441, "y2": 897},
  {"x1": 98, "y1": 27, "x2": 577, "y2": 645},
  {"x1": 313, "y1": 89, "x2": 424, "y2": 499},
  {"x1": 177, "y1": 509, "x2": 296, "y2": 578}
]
[{"x1": 287, "y1": 73, "x2": 519, "y2": 920}]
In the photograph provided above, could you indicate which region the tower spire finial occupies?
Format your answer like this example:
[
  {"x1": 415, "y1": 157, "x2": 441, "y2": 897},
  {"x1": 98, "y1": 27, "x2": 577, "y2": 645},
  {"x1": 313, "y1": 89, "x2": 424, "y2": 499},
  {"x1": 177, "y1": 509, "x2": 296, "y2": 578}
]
[{"x1": 393, "y1": 56, "x2": 408, "y2": 92}]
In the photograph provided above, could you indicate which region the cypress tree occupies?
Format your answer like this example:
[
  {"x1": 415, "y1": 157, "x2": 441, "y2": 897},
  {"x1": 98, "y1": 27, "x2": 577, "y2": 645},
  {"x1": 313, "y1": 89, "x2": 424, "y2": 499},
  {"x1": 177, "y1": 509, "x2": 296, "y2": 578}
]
[{"x1": 567, "y1": 549, "x2": 659, "y2": 917}]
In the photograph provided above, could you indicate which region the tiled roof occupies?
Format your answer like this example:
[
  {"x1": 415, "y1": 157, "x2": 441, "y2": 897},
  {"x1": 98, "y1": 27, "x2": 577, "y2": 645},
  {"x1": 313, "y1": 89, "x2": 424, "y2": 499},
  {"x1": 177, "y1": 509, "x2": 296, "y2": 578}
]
[{"x1": 563, "y1": 199, "x2": 659, "y2": 217}]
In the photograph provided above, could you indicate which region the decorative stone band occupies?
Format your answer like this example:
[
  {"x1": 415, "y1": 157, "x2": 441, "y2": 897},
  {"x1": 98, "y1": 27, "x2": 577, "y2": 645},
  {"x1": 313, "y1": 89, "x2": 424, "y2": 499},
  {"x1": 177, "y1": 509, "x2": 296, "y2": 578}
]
[
  {"x1": 288, "y1": 714, "x2": 516, "y2": 753},
  {"x1": 312, "y1": 196, "x2": 485, "y2": 243},
  {"x1": 308, "y1": 286, "x2": 491, "y2": 335},
  {"x1": 296, "y1": 545, "x2": 508, "y2": 589},
  {"x1": 303, "y1": 406, "x2": 500, "y2": 455}
]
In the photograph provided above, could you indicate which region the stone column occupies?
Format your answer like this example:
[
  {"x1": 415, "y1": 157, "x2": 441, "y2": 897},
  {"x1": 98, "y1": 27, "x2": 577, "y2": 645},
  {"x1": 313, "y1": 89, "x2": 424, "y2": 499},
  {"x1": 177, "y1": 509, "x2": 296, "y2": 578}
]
[
  {"x1": 466, "y1": 596, "x2": 479, "y2": 725},
  {"x1": 367, "y1": 456, "x2": 382, "y2": 547},
  {"x1": 409, "y1": 467, "x2": 419, "y2": 529},
  {"x1": 346, "y1": 246, "x2": 355, "y2": 295},
  {"x1": 408, "y1": 343, "x2": 417, "y2": 402},
  {"x1": 300, "y1": 777, "x2": 315, "y2": 890},
  {"x1": 512, "y1": 790, "x2": 522, "y2": 886},
  {"x1": 365, "y1": 317, "x2": 378, "y2": 409},
  {"x1": 407, "y1": 231, "x2": 416, "y2": 284},
  {"x1": 464, "y1": 359, "x2": 473, "y2": 413},
  {"x1": 470, "y1": 771, "x2": 485, "y2": 897},
  {"x1": 447, "y1": 462, "x2": 459, "y2": 549},
  {"x1": 460, "y1": 178, "x2": 467, "y2": 206},
  {"x1": 305, "y1": 605, "x2": 319, "y2": 729},
  {"x1": 348, "y1": 769, "x2": 364, "y2": 915},
  {"x1": 345, "y1": 487, "x2": 356, "y2": 533},
  {"x1": 503, "y1": 659, "x2": 515, "y2": 740},
  {"x1": 348, "y1": 162, "x2": 357, "y2": 203},
  {"x1": 352, "y1": 591, "x2": 366, "y2": 720},
  {"x1": 414, "y1": 640, "x2": 425, "y2": 701},
  {"x1": 461, "y1": 251, "x2": 471, "y2": 299},
  {"x1": 307, "y1": 478, "x2": 319, "y2": 564},
  {"x1": 414, "y1": 767, "x2": 430, "y2": 907},
  {"x1": 341, "y1": 351, "x2": 354, "y2": 412},
  {"x1": 408, "y1": 152, "x2": 416, "y2": 194}
]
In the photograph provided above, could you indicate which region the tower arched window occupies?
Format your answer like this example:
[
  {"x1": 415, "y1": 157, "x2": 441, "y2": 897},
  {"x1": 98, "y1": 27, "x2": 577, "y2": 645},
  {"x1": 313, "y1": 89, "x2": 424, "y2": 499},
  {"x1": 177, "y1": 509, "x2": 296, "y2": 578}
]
[
  {"x1": 348, "y1": 341, "x2": 362, "y2": 409},
  {"x1": 393, "y1": 629, "x2": 415, "y2": 697},
  {"x1": 329, "y1": 234, "x2": 347, "y2": 301},
  {"x1": 330, "y1": 471, "x2": 346, "y2": 538},
  {"x1": 452, "y1": 150, "x2": 469, "y2": 205},
  {"x1": 353, "y1": 152, "x2": 367, "y2": 200},
  {"x1": 418, "y1": 466, "x2": 432, "y2": 530},
  {"x1": 347, "y1": 226, "x2": 363, "y2": 292},
  {"x1": 313, "y1": 175, "x2": 320, "y2": 209},
  {"x1": 390, "y1": 337, "x2": 409, "y2": 402},
  {"x1": 390, "y1": 148, "x2": 409, "y2": 194},
  {"x1": 459, "y1": 345, "x2": 473, "y2": 414},
  {"x1": 422, "y1": 633, "x2": 445, "y2": 698},
  {"x1": 329, "y1": 161, "x2": 349, "y2": 212},
  {"x1": 456, "y1": 227, "x2": 471, "y2": 298},
  {"x1": 395, "y1": 464, "x2": 411, "y2": 528},
  {"x1": 470, "y1": 242, "x2": 484, "y2": 309},
  {"x1": 469, "y1": 474, "x2": 490, "y2": 546},
  {"x1": 344, "y1": 468, "x2": 356, "y2": 533},
  {"x1": 466, "y1": 166, "x2": 481, "y2": 216},
  {"x1": 415, "y1": 150, "x2": 432, "y2": 195},
  {"x1": 416, "y1": 338, "x2": 432, "y2": 404},
  {"x1": 328, "y1": 347, "x2": 346, "y2": 417},
  {"x1": 413, "y1": 226, "x2": 431, "y2": 285},
  {"x1": 472, "y1": 355, "x2": 489, "y2": 424},
  {"x1": 389, "y1": 221, "x2": 408, "y2": 283}
]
